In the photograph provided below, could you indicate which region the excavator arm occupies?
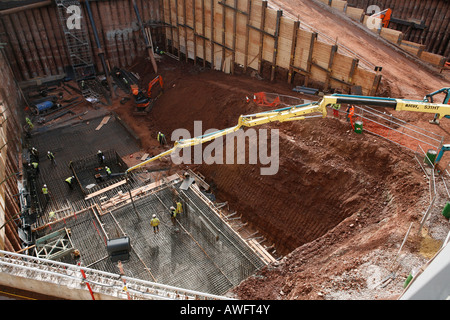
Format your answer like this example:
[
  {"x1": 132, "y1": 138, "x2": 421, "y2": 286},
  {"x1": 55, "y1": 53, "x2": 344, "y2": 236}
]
[{"x1": 147, "y1": 75, "x2": 164, "y2": 99}]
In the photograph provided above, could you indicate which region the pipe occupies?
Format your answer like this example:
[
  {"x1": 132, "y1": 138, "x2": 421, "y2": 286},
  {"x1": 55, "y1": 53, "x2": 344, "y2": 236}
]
[
  {"x1": 0, "y1": 0, "x2": 51, "y2": 16},
  {"x1": 132, "y1": 0, "x2": 158, "y2": 73},
  {"x1": 85, "y1": 0, "x2": 115, "y2": 100}
]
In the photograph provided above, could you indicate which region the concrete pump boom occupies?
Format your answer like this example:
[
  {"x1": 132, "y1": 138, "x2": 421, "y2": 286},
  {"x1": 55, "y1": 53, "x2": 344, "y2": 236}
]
[{"x1": 125, "y1": 90, "x2": 450, "y2": 174}]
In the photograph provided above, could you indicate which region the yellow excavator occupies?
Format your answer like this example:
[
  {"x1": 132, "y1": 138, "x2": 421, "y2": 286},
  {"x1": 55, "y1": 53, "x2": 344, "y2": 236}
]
[{"x1": 125, "y1": 88, "x2": 450, "y2": 174}]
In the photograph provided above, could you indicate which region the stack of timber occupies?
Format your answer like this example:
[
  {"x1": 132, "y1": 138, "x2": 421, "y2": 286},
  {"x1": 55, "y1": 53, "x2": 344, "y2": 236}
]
[{"x1": 318, "y1": 0, "x2": 448, "y2": 68}]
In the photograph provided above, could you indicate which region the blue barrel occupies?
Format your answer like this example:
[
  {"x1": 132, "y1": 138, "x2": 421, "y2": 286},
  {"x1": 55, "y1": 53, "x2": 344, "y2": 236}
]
[{"x1": 35, "y1": 101, "x2": 54, "y2": 113}]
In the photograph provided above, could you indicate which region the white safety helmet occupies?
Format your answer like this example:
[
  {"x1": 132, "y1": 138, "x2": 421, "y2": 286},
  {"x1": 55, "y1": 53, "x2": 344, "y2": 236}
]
[
  {"x1": 43, "y1": 184, "x2": 47, "y2": 187},
  {"x1": 152, "y1": 214, "x2": 156, "y2": 218},
  {"x1": 170, "y1": 206, "x2": 175, "y2": 210}
]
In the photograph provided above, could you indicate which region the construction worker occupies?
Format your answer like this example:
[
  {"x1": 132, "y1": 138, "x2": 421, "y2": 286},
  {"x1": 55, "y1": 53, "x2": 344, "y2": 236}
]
[
  {"x1": 346, "y1": 105, "x2": 355, "y2": 129},
  {"x1": 42, "y1": 184, "x2": 50, "y2": 201},
  {"x1": 150, "y1": 214, "x2": 160, "y2": 233},
  {"x1": 175, "y1": 201, "x2": 183, "y2": 215},
  {"x1": 170, "y1": 206, "x2": 177, "y2": 225},
  {"x1": 65, "y1": 176, "x2": 75, "y2": 189},
  {"x1": 331, "y1": 103, "x2": 341, "y2": 118},
  {"x1": 31, "y1": 161, "x2": 39, "y2": 175},
  {"x1": 157, "y1": 132, "x2": 166, "y2": 146},
  {"x1": 31, "y1": 147, "x2": 39, "y2": 157},
  {"x1": 49, "y1": 211, "x2": 56, "y2": 221},
  {"x1": 47, "y1": 151, "x2": 56, "y2": 165},
  {"x1": 155, "y1": 47, "x2": 165, "y2": 55},
  {"x1": 97, "y1": 150, "x2": 104, "y2": 164},
  {"x1": 25, "y1": 117, "x2": 34, "y2": 130},
  {"x1": 105, "y1": 166, "x2": 112, "y2": 177},
  {"x1": 30, "y1": 147, "x2": 39, "y2": 163}
]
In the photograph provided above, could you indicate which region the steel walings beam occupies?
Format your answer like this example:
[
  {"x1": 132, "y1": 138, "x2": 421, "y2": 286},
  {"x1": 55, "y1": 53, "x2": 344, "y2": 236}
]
[{"x1": 0, "y1": 249, "x2": 233, "y2": 300}]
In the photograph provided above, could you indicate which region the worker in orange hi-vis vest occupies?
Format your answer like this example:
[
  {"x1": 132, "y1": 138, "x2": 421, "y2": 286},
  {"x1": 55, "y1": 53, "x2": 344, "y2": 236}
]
[{"x1": 346, "y1": 105, "x2": 355, "y2": 129}]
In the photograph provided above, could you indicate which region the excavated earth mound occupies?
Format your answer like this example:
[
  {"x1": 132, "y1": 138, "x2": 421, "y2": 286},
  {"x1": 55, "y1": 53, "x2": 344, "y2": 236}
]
[{"x1": 108, "y1": 57, "x2": 434, "y2": 300}]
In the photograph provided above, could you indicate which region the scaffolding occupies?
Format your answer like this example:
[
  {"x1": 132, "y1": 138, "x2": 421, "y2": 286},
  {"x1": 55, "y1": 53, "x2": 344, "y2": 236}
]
[
  {"x1": 0, "y1": 249, "x2": 233, "y2": 300},
  {"x1": 56, "y1": 0, "x2": 100, "y2": 103}
]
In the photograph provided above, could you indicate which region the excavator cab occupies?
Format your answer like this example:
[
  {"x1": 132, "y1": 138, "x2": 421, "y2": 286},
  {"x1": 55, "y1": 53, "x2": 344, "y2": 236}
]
[{"x1": 132, "y1": 75, "x2": 164, "y2": 115}]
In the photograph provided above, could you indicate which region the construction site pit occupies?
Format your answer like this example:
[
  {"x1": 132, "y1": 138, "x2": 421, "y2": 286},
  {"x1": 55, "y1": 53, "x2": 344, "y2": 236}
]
[{"x1": 25, "y1": 56, "x2": 448, "y2": 300}]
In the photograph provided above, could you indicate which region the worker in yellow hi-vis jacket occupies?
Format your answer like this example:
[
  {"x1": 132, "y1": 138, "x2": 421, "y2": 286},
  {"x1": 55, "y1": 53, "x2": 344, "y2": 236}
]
[
  {"x1": 150, "y1": 214, "x2": 160, "y2": 233},
  {"x1": 176, "y1": 201, "x2": 183, "y2": 215}
]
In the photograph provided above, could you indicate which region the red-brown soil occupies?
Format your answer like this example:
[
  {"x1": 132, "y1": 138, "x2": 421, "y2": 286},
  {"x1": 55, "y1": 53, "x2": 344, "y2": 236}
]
[
  {"x1": 269, "y1": 0, "x2": 449, "y2": 99},
  {"x1": 101, "y1": 51, "x2": 450, "y2": 299},
  {"x1": 104, "y1": 0, "x2": 450, "y2": 298}
]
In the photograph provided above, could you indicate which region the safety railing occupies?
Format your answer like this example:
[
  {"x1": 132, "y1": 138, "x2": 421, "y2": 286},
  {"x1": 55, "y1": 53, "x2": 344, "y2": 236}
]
[
  {"x1": 0, "y1": 249, "x2": 234, "y2": 300},
  {"x1": 330, "y1": 104, "x2": 443, "y2": 154}
]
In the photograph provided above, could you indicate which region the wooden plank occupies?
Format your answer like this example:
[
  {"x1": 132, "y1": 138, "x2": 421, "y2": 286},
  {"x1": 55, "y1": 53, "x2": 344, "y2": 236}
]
[
  {"x1": 248, "y1": 239, "x2": 276, "y2": 264},
  {"x1": 311, "y1": 41, "x2": 333, "y2": 69},
  {"x1": 95, "y1": 116, "x2": 111, "y2": 131},
  {"x1": 84, "y1": 179, "x2": 127, "y2": 200},
  {"x1": 331, "y1": 0, "x2": 347, "y2": 12},
  {"x1": 380, "y1": 27, "x2": 403, "y2": 44},
  {"x1": 420, "y1": 51, "x2": 446, "y2": 67},
  {"x1": 352, "y1": 67, "x2": 377, "y2": 96},
  {"x1": 346, "y1": 7, "x2": 364, "y2": 22},
  {"x1": 100, "y1": 174, "x2": 180, "y2": 210},
  {"x1": 331, "y1": 51, "x2": 355, "y2": 83}
]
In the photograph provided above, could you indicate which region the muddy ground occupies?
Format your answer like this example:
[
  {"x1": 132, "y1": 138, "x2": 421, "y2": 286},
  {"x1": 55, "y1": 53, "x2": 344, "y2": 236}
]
[{"x1": 93, "y1": 50, "x2": 450, "y2": 300}]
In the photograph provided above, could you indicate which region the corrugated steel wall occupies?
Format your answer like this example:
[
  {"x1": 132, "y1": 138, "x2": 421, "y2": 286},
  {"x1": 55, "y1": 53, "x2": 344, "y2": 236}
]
[
  {"x1": 346, "y1": 0, "x2": 450, "y2": 58},
  {"x1": 0, "y1": 50, "x2": 25, "y2": 251},
  {"x1": 0, "y1": 0, "x2": 164, "y2": 82}
]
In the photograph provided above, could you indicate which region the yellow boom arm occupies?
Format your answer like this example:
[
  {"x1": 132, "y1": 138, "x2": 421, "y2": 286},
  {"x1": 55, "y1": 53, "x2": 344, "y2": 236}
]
[
  {"x1": 125, "y1": 91, "x2": 450, "y2": 174},
  {"x1": 126, "y1": 101, "x2": 326, "y2": 173}
]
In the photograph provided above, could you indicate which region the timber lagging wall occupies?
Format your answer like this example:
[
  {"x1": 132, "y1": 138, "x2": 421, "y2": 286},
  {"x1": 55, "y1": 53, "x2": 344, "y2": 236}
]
[
  {"x1": 346, "y1": 0, "x2": 450, "y2": 58},
  {"x1": 163, "y1": 0, "x2": 380, "y2": 95}
]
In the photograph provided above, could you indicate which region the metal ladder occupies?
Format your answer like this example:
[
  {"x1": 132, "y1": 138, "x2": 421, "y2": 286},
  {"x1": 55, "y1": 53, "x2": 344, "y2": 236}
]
[{"x1": 55, "y1": 0, "x2": 99, "y2": 103}]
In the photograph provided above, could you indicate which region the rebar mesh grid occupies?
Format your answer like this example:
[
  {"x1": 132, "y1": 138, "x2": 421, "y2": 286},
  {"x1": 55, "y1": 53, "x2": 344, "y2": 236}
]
[
  {"x1": 70, "y1": 149, "x2": 128, "y2": 194},
  {"x1": 28, "y1": 115, "x2": 140, "y2": 225},
  {"x1": 34, "y1": 182, "x2": 266, "y2": 296}
]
